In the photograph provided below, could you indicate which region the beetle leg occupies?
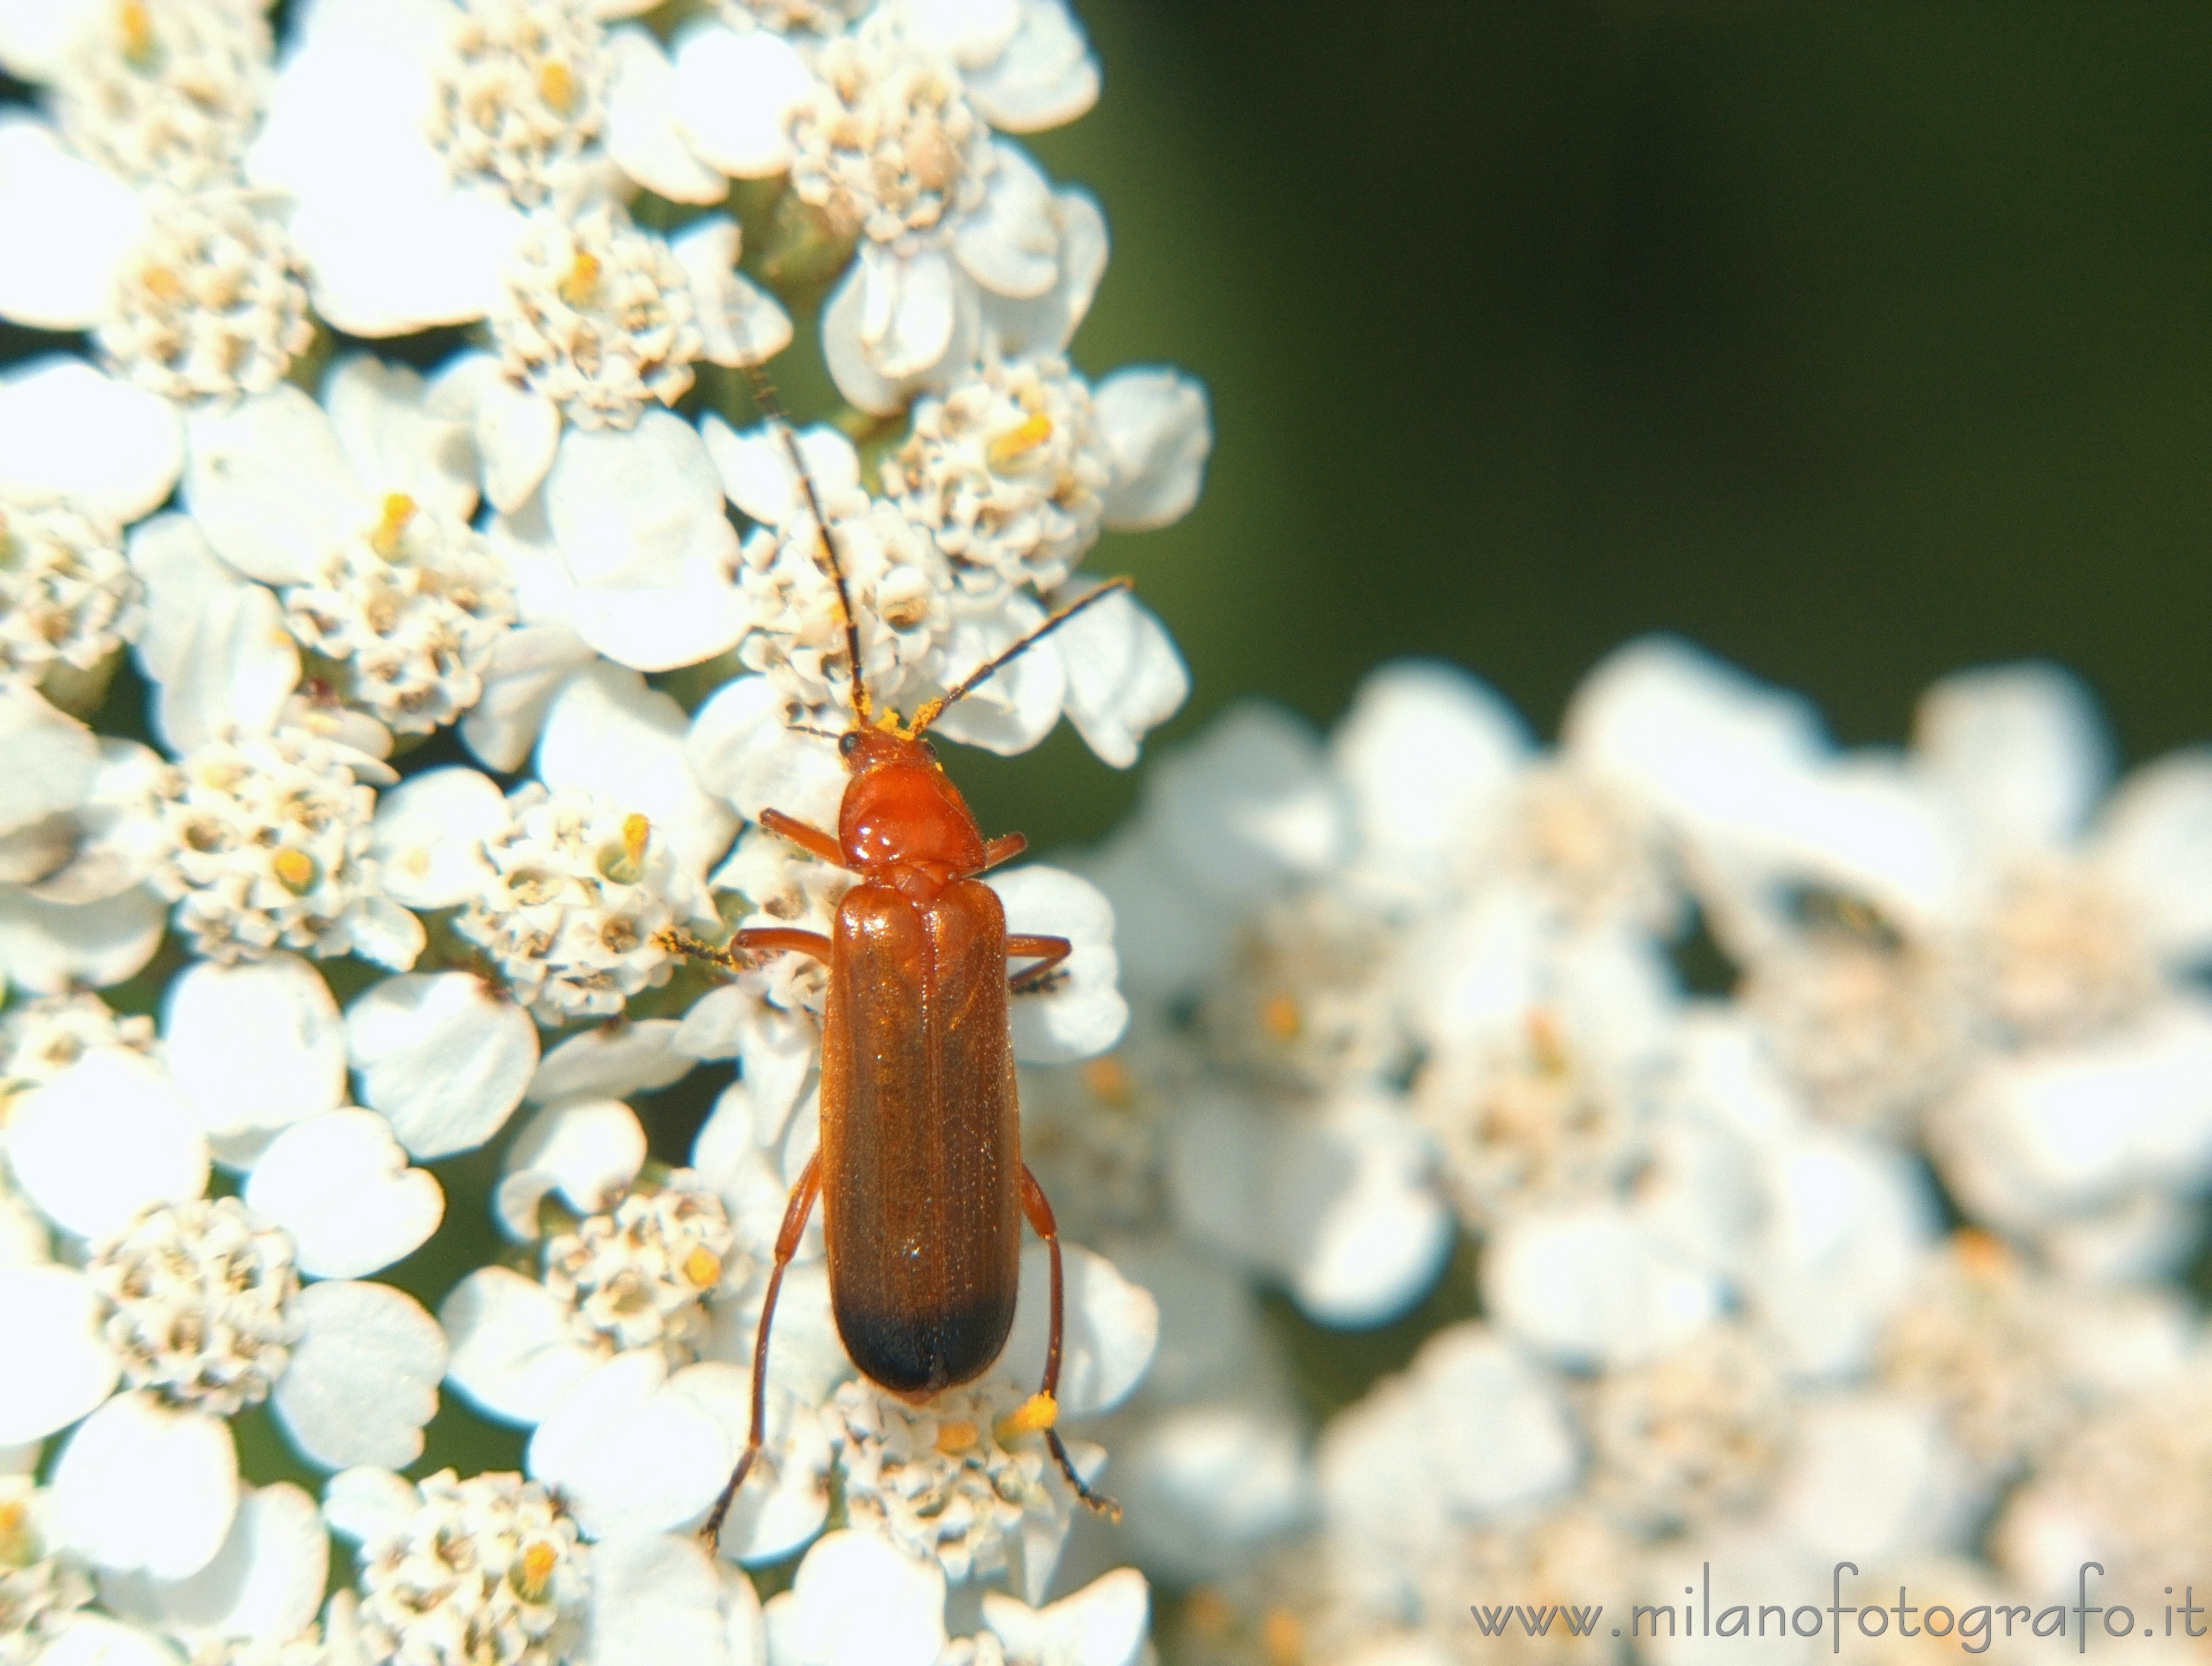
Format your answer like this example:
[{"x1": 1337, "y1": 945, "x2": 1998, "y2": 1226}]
[
  {"x1": 700, "y1": 1153, "x2": 821, "y2": 1554},
  {"x1": 1018, "y1": 1166, "x2": 1122, "y2": 1521},
  {"x1": 759, "y1": 808, "x2": 847, "y2": 868},
  {"x1": 979, "y1": 831, "x2": 1028, "y2": 871},
  {"x1": 658, "y1": 927, "x2": 833, "y2": 974},
  {"x1": 1006, "y1": 934, "x2": 1073, "y2": 994}
]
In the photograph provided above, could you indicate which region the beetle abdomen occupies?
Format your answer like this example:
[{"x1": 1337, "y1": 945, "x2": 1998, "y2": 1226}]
[{"x1": 819, "y1": 878, "x2": 1022, "y2": 1400}]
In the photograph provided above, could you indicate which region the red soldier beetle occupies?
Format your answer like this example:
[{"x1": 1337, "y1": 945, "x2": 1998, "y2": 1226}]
[{"x1": 668, "y1": 381, "x2": 1135, "y2": 1551}]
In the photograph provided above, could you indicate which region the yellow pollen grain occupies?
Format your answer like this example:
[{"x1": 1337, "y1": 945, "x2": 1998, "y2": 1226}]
[
  {"x1": 985, "y1": 411, "x2": 1054, "y2": 467},
  {"x1": 1080, "y1": 1053, "x2": 1131, "y2": 1106},
  {"x1": 1259, "y1": 993, "x2": 1301, "y2": 1041},
  {"x1": 0, "y1": 1498, "x2": 29, "y2": 1564},
  {"x1": 271, "y1": 849, "x2": 317, "y2": 894},
  {"x1": 558, "y1": 250, "x2": 603, "y2": 308},
  {"x1": 935, "y1": 1419, "x2": 977, "y2": 1454},
  {"x1": 681, "y1": 1246, "x2": 722, "y2": 1289},
  {"x1": 621, "y1": 813, "x2": 649, "y2": 868},
  {"x1": 994, "y1": 1391, "x2": 1057, "y2": 1443},
  {"x1": 1181, "y1": 1588, "x2": 1234, "y2": 1641},
  {"x1": 369, "y1": 493, "x2": 417, "y2": 559},
  {"x1": 1527, "y1": 1007, "x2": 1570, "y2": 1076},
  {"x1": 1953, "y1": 1226, "x2": 2011, "y2": 1281},
  {"x1": 118, "y1": 0, "x2": 156, "y2": 67},
  {"x1": 139, "y1": 265, "x2": 183, "y2": 303},
  {"x1": 517, "y1": 1539, "x2": 558, "y2": 1598},
  {"x1": 1260, "y1": 1609, "x2": 1305, "y2": 1666},
  {"x1": 538, "y1": 59, "x2": 581, "y2": 116}
]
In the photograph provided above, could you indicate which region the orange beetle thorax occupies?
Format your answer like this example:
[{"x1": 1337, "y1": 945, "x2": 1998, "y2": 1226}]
[{"x1": 837, "y1": 729, "x2": 987, "y2": 897}]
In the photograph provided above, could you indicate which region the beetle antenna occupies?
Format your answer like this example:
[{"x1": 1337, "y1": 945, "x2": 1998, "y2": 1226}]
[
  {"x1": 739, "y1": 364, "x2": 871, "y2": 728},
  {"x1": 910, "y1": 577, "x2": 1136, "y2": 737}
]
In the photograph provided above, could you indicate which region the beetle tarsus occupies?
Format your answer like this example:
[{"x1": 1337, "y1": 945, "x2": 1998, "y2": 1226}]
[
  {"x1": 1046, "y1": 1426, "x2": 1122, "y2": 1522},
  {"x1": 698, "y1": 1444, "x2": 759, "y2": 1552},
  {"x1": 657, "y1": 927, "x2": 749, "y2": 972}
]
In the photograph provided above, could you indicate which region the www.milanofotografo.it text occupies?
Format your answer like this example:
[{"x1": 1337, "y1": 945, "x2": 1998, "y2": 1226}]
[{"x1": 1470, "y1": 1563, "x2": 2209, "y2": 1652}]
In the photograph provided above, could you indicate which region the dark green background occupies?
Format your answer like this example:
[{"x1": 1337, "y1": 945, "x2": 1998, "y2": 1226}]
[{"x1": 958, "y1": 0, "x2": 2212, "y2": 856}]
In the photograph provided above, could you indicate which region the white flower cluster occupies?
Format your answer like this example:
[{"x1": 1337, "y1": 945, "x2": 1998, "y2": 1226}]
[
  {"x1": 1050, "y1": 645, "x2": 2212, "y2": 1664},
  {"x1": 1, "y1": 0, "x2": 1200, "y2": 1661}
]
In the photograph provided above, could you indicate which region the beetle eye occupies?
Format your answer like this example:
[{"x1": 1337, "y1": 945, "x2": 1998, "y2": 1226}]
[{"x1": 839, "y1": 732, "x2": 859, "y2": 757}]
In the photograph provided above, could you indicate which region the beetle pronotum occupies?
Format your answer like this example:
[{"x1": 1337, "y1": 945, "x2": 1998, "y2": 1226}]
[{"x1": 668, "y1": 377, "x2": 1135, "y2": 1549}]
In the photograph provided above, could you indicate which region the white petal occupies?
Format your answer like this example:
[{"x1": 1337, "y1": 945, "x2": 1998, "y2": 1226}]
[
  {"x1": 672, "y1": 1365, "x2": 830, "y2": 1568},
  {"x1": 1114, "y1": 1403, "x2": 1309, "y2": 1585},
  {"x1": 778, "y1": 1531, "x2": 945, "y2": 1666},
  {"x1": 962, "y1": 0, "x2": 1099, "y2": 132},
  {"x1": 0, "y1": 683, "x2": 97, "y2": 836},
  {"x1": 0, "y1": 884, "x2": 166, "y2": 994},
  {"x1": 101, "y1": 1482, "x2": 327, "y2": 1644},
  {"x1": 1168, "y1": 1091, "x2": 1451, "y2": 1328},
  {"x1": 988, "y1": 865, "x2": 1125, "y2": 1062},
  {"x1": 1742, "y1": 1132, "x2": 1938, "y2": 1382},
  {"x1": 322, "y1": 355, "x2": 478, "y2": 524},
  {"x1": 2097, "y1": 749, "x2": 2212, "y2": 965},
  {"x1": 1914, "y1": 662, "x2": 2111, "y2": 855},
  {"x1": 527, "y1": 1352, "x2": 726, "y2": 1537},
  {"x1": 53, "y1": 1394, "x2": 237, "y2": 1579},
  {"x1": 674, "y1": 216, "x2": 793, "y2": 368},
  {"x1": 1937, "y1": 1002, "x2": 2212, "y2": 1229},
  {"x1": 184, "y1": 386, "x2": 370, "y2": 585},
  {"x1": 586, "y1": 1532, "x2": 766, "y2": 1666},
  {"x1": 952, "y1": 141, "x2": 1058, "y2": 300},
  {"x1": 0, "y1": 356, "x2": 182, "y2": 522},
  {"x1": 496, "y1": 1097, "x2": 649, "y2": 1237},
  {"x1": 1002, "y1": 1241, "x2": 1156, "y2": 1418},
  {"x1": 31, "y1": 1616, "x2": 181, "y2": 1666},
  {"x1": 459, "y1": 621, "x2": 598, "y2": 772},
  {"x1": 128, "y1": 515, "x2": 247, "y2": 689},
  {"x1": 0, "y1": 1, "x2": 94, "y2": 79},
  {"x1": 1148, "y1": 701, "x2": 1344, "y2": 902},
  {"x1": 1054, "y1": 587, "x2": 1187, "y2": 769},
  {"x1": 370, "y1": 768, "x2": 507, "y2": 909},
  {"x1": 527, "y1": 1026, "x2": 693, "y2": 1108},
  {"x1": 537, "y1": 661, "x2": 737, "y2": 889},
  {"x1": 821, "y1": 261, "x2": 932, "y2": 417},
  {"x1": 976, "y1": 186, "x2": 1105, "y2": 356},
  {"x1": 152, "y1": 579, "x2": 301, "y2": 753},
  {"x1": 1563, "y1": 633, "x2": 1829, "y2": 833},
  {"x1": 477, "y1": 381, "x2": 564, "y2": 514},
  {"x1": 245, "y1": 1111, "x2": 444, "y2": 1280},
  {"x1": 928, "y1": 596, "x2": 1066, "y2": 757},
  {"x1": 1093, "y1": 367, "x2": 1212, "y2": 530},
  {"x1": 1330, "y1": 658, "x2": 1530, "y2": 884},
  {"x1": 271, "y1": 1280, "x2": 446, "y2": 1469},
  {"x1": 348, "y1": 972, "x2": 538, "y2": 1160},
  {"x1": 163, "y1": 954, "x2": 346, "y2": 1144},
  {"x1": 670, "y1": 24, "x2": 808, "y2": 178},
  {"x1": 1481, "y1": 1204, "x2": 1722, "y2": 1369},
  {"x1": 981, "y1": 1569, "x2": 1146, "y2": 1666},
  {"x1": 320, "y1": 1465, "x2": 420, "y2": 1545},
  {"x1": 0, "y1": 1266, "x2": 117, "y2": 1443},
  {"x1": 857, "y1": 244, "x2": 958, "y2": 381},
  {"x1": 440, "y1": 1267, "x2": 597, "y2": 1425},
  {"x1": 0, "y1": 117, "x2": 143, "y2": 328},
  {"x1": 1766, "y1": 1392, "x2": 1983, "y2": 1569},
  {"x1": 9, "y1": 1049, "x2": 208, "y2": 1238},
  {"x1": 605, "y1": 28, "x2": 729, "y2": 204},
  {"x1": 699, "y1": 417, "x2": 862, "y2": 528},
  {"x1": 685, "y1": 674, "x2": 847, "y2": 828}
]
